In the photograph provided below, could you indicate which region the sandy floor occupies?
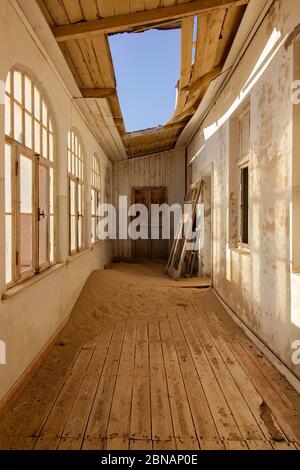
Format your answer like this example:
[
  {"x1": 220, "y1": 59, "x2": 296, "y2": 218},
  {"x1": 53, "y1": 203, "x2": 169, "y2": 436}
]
[{"x1": 0, "y1": 263, "x2": 299, "y2": 450}]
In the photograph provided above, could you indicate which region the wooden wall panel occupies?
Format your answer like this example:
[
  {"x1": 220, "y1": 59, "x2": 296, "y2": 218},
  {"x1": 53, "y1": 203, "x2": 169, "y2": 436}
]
[{"x1": 112, "y1": 149, "x2": 184, "y2": 258}]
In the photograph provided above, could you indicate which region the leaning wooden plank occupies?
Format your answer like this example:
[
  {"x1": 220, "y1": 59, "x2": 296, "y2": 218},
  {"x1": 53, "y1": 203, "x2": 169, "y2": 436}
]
[
  {"x1": 85, "y1": 322, "x2": 127, "y2": 439},
  {"x1": 53, "y1": 1, "x2": 250, "y2": 41}
]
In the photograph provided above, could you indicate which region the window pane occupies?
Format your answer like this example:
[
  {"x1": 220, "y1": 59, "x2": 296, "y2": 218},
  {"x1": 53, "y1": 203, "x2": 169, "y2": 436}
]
[
  {"x1": 78, "y1": 218, "x2": 82, "y2": 249},
  {"x1": 241, "y1": 167, "x2": 249, "y2": 245},
  {"x1": 70, "y1": 216, "x2": 76, "y2": 252},
  {"x1": 25, "y1": 112, "x2": 32, "y2": 149},
  {"x1": 14, "y1": 103, "x2": 23, "y2": 143},
  {"x1": 25, "y1": 77, "x2": 32, "y2": 112},
  {"x1": 50, "y1": 168, "x2": 54, "y2": 214},
  {"x1": 42, "y1": 101, "x2": 48, "y2": 127},
  {"x1": 5, "y1": 144, "x2": 12, "y2": 213},
  {"x1": 34, "y1": 87, "x2": 40, "y2": 120},
  {"x1": 39, "y1": 215, "x2": 48, "y2": 267},
  {"x1": 5, "y1": 94, "x2": 11, "y2": 136},
  {"x1": 91, "y1": 189, "x2": 96, "y2": 216},
  {"x1": 78, "y1": 183, "x2": 82, "y2": 214},
  {"x1": 49, "y1": 133, "x2": 54, "y2": 162},
  {"x1": 5, "y1": 71, "x2": 11, "y2": 94},
  {"x1": 68, "y1": 150, "x2": 71, "y2": 174},
  {"x1": 20, "y1": 214, "x2": 32, "y2": 274},
  {"x1": 70, "y1": 180, "x2": 76, "y2": 216},
  {"x1": 34, "y1": 120, "x2": 41, "y2": 154},
  {"x1": 5, "y1": 215, "x2": 12, "y2": 284},
  {"x1": 39, "y1": 165, "x2": 48, "y2": 267},
  {"x1": 42, "y1": 127, "x2": 48, "y2": 159},
  {"x1": 14, "y1": 71, "x2": 22, "y2": 104},
  {"x1": 20, "y1": 155, "x2": 32, "y2": 213},
  {"x1": 91, "y1": 217, "x2": 96, "y2": 244}
]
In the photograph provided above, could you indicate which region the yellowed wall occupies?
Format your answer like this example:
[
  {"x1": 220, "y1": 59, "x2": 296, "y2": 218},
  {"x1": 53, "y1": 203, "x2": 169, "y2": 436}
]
[
  {"x1": 188, "y1": 0, "x2": 300, "y2": 378},
  {"x1": 0, "y1": 0, "x2": 112, "y2": 402}
]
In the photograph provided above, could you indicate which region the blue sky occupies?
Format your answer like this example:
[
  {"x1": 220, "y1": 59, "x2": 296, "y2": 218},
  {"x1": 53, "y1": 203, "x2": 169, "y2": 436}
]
[{"x1": 109, "y1": 29, "x2": 180, "y2": 132}]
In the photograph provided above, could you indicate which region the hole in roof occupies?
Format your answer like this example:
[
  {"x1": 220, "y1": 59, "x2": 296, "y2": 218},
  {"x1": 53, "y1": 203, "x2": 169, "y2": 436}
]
[{"x1": 109, "y1": 28, "x2": 180, "y2": 133}]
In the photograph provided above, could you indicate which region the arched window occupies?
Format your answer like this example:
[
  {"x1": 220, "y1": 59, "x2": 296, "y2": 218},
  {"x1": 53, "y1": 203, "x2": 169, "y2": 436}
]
[
  {"x1": 5, "y1": 69, "x2": 55, "y2": 286},
  {"x1": 91, "y1": 154, "x2": 101, "y2": 244},
  {"x1": 68, "y1": 130, "x2": 84, "y2": 254}
]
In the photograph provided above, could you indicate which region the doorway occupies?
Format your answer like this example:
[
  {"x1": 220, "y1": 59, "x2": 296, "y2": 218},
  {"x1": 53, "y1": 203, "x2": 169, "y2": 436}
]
[{"x1": 132, "y1": 187, "x2": 169, "y2": 261}]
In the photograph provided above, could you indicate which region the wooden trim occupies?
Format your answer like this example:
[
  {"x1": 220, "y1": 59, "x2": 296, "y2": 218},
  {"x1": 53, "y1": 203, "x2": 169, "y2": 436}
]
[
  {"x1": 0, "y1": 313, "x2": 70, "y2": 418},
  {"x1": 213, "y1": 289, "x2": 300, "y2": 394},
  {"x1": 53, "y1": 0, "x2": 249, "y2": 42},
  {"x1": 80, "y1": 88, "x2": 116, "y2": 98}
]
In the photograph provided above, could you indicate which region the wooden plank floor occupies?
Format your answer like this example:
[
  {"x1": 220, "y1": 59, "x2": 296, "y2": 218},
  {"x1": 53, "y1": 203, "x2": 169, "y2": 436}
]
[{"x1": 0, "y1": 264, "x2": 300, "y2": 451}]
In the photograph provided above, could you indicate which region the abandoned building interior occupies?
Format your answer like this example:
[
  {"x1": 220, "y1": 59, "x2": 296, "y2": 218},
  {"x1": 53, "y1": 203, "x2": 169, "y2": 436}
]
[{"x1": 0, "y1": 0, "x2": 300, "y2": 452}]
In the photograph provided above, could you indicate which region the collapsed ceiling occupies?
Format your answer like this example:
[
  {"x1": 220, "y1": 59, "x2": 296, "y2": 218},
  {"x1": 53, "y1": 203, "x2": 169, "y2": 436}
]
[{"x1": 37, "y1": 0, "x2": 248, "y2": 160}]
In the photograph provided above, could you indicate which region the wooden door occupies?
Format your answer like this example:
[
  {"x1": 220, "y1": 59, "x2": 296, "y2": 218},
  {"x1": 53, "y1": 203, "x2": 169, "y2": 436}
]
[{"x1": 133, "y1": 187, "x2": 168, "y2": 261}]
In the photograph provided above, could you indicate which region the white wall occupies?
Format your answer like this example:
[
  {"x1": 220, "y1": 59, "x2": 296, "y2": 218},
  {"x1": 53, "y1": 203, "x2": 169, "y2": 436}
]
[
  {"x1": 188, "y1": 0, "x2": 300, "y2": 379},
  {"x1": 0, "y1": 0, "x2": 112, "y2": 403}
]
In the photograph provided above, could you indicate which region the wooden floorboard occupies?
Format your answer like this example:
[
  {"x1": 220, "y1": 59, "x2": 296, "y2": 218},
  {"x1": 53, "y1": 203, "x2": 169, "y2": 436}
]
[{"x1": 0, "y1": 264, "x2": 299, "y2": 451}]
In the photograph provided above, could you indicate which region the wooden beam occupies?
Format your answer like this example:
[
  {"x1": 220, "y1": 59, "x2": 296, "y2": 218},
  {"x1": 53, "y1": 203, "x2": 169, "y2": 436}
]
[
  {"x1": 80, "y1": 88, "x2": 116, "y2": 98},
  {"x1": 183, "y1": 62, "x2": 225, "y2": 93},
  {"x1": 53, "y1": 0, "x2": 249, "y2": 42}
]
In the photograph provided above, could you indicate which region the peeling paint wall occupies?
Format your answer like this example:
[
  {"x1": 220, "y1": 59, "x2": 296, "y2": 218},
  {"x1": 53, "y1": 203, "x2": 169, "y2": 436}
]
[
  {"x1": 0, "y1": 1, "x2": 112, "y2": 403},
  {"x1": 188, "y1": 0, "x2": 300, "y2": 379}
]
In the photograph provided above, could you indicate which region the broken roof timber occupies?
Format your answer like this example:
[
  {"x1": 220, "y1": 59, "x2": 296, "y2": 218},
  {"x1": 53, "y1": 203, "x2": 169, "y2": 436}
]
[{"x1": 53, "y1": 0, "x2": 249, "y2": 42}]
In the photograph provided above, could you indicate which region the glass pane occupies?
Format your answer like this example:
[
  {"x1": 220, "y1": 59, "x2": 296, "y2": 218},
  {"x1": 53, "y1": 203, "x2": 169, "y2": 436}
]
[
  {"x1": 42, "y1": 102, "x2": 48, "y2": 127},
  {"x1": 70, "y1": 216, "x2": 76, "y2": 252},
  {"x1": 70, "y1": 180, "x2": 76, "y2": 216},
  {"x1": 240, "y1": 114, "x2": 250, "y2": 159},
  {"x1": 5, "y1": 144, "x2": 12, "y2": 213},
  {"x1": 5, "y1": 71, "x2": 11, "y2": 94},
  {"x1": 34, "y1": 120, "x2": 41, "y2": 154},
  {"x1": 68, "y1": 150, "x2": 71, "y2": 174},
  {"x1": 50, "y1": 215, "x2": 55, "y2": 263},
  {"x1": 39, "y1": 165, "x2": 48, "y2": 267},
  {"x1": 5, "y1": 215, "x2": 12, "y2": 284},
  {"x1": 14, "y1": 103, "x2": 23, "y2": 143},
  {"x1": 91, "y1": 189, "x2": 96, "y2": 216},
  {"x1": 49, "y1": 133, "x2": 54, "y2": 162},
  {"x1": 39, "y1": 215, "x2": 48, "y2": 267},
  {"x1": 50, "y1": 168, "x2": 54, "y2": 214},
  {"x1": 78, "y1": 183, "x2": 82, "y2": 214},
  {"x1": 91, "y1": 217, "x2": 96, "y2": 244},
  {"x1": 39, "y1": 165, "x2": 48, "y2": 214},
  {"x1": 25, "y1": 76, "x2": 32, "y2": 112},
  {"x1": 78, "y1": 218, "x2": 82, "y2": 249},
  {"x1": 42, "y1": 127, "x2": 48, "y2": 159},
  {"x1": 20, "y1": 214, "x2": 32, "y2": 273},
  {"x1": 5, "y1": 94, "x2": 11, "y2": 136},
  {"x1": 34, "y1": 87, "x2": 40, "y2": 120},
  {"x1": 14, "y1": 71, "x2": 22, "y2": 104},
  {"x1": 25, "y1": 112, "x2": 32, "y2": 149},
  {"x1": 20, "y1": 155, "x2": 32, "y2": 213}
]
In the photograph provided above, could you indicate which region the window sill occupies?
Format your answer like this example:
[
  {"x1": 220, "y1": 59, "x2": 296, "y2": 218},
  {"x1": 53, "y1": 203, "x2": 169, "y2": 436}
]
[
  {"x1": 91, "y1": 240, "x2": 107, "y2": 250},
  {"x1": 66, "y1": 248, "x2": 91, "y2": 264},
  {"x1": 231, "y1": 247, "x2": 251, "y2": 256},
  {"x1": 2, "y1": 263, "x2": 65, "y2": 302}
]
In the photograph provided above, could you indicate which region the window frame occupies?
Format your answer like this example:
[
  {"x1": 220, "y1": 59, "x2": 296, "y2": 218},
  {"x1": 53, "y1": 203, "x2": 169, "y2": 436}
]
[
  {"x1": 4, "y1": 69, "x2": 56, "y2": 288},
  {"x1": 91, "y1": 154, "x2": 101, "y2": 245},
  {"x1": 67, "y1": 129, "x2": 85, "y2": 256},
  {"x1": 237, "y1": 110, "x2": 251, "y2": 249}
]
